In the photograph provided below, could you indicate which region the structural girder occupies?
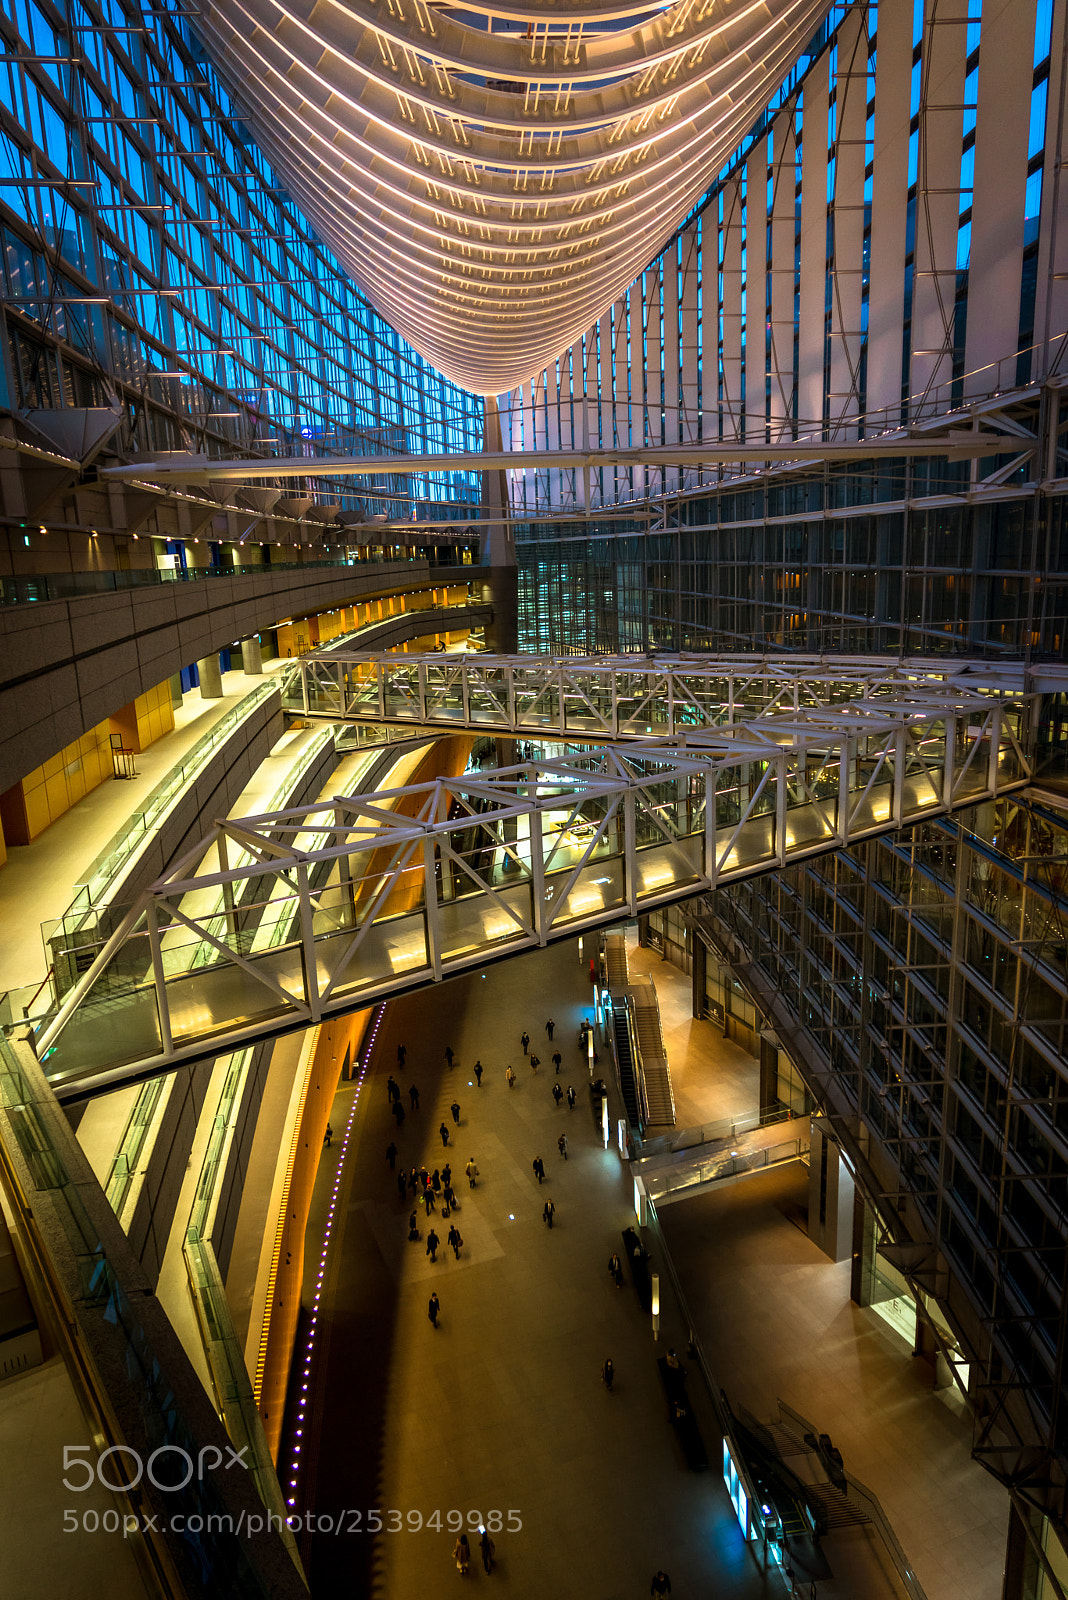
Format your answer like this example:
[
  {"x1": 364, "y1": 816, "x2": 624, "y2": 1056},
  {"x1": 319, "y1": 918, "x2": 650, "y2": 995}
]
[{"x1": 30, "y1": 658, "x2": 1033, "y2": 1099}]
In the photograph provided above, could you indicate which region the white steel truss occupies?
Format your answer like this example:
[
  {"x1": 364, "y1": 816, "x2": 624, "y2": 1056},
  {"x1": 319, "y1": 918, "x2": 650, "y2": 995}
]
[
  {"x1": 192, "y1": 0, "x2": 834, "y2": 392},
  {"x1": 33, "y1": 664, "x2": 1032, "y2": 1097},
  {"x1": 288, "y1": 649, "x2": 1034, "y2": 741}
]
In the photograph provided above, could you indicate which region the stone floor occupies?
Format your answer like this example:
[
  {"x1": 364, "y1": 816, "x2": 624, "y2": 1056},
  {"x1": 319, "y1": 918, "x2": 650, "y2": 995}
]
[{"x1": 284, "y1": 933, "x2": 1008, "y2": 1600}]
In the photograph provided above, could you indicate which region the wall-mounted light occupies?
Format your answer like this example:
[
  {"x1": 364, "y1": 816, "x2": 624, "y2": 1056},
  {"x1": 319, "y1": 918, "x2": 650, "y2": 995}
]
[
  {"x1": 38, "y1": 525, "x2": 47, "y2": 535},
  {"x1": 651, "y1": 1272, "x2": 660, "y2": 1339}
]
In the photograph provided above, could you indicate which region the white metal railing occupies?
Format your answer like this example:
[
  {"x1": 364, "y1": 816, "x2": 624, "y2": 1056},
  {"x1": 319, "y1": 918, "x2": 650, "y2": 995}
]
[{"x1": 27, "y1": 659, "x2": 1033, "y2": 1096}]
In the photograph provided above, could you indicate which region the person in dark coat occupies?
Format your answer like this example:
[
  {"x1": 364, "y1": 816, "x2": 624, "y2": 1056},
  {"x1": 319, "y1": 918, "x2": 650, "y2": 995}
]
[
  {"x1": 552, "y1": 1051, "x2": 562, "y2": 1072},
  {"x1": 426, "y1": 1228, "x2": 440, "y2": 1262},
  {"x1": 552, "y1": 1082, "x2": 563, "y2": 1107},
  {"x1": 442, "y1": 1162, "x2": 452, "y2": 1189},
  {"x1": 397, "y1": 1043, "x2": 407, "y2": 1067},
  {"x1": 439, "y1": 1121, "x2": 450, "y2": 1147},
  {"x1": 608, "y1": 1252, "x2": 624, "y2": 1288},
  {"x1": 447, "y1": 1223, "x2": 463, "y2": 1259},
  {"x1": 450, "y1": 1100, "x2": 461, "y2": 1124},
  {"x1": 409, "y1": 1083, "x2": 420, "y2": 1110},
  {"x1": 474, "y1": 1060, "x2": 483, "y2": 1086},
  {"x1": 558, "y1": 1132, "x2": 568, "y2": 1159},
  {"x1": 602, "y1": 1358, "x2": 614, "y2": 1392},
  {"x1": 385, "y1": 1141, "x2": 398, "y2": 1170},
  {"x1": 408, "y1": 1167, "x2": 419, "y2": 1195},
  {"x1": 532, "y1": 1156, "x2": 545, "y2": 1184},
  {"x1": 529, "y1": 1053, "x2": 540, "y2": 1073},
  {"x1": 445, "y1": 1045, "x2": 454, "y2": 1068},
  {"x1": 543, "y1": 1197, "x2": 555, "y2": 1228},
  {"x1": 428, "y1": 1291, "x2": 439, "y2": 1327},
  {"x1": 566, "y1": 1085, "x2": 576, "y2": 1110},
  {"x1": 650, "y1": 1572, "x2": 671, "y2": 1598},
  {"x1": 386, "y1": 1075, "x2": 399, "y2": 1103},
  {"x1": 397, "y1": 1170, "x2": 408, "y2": 1201},
  {"x1": 443, "y1": 1183, "x2": 457, "y2": 1211},
  {"x1": 479, "y1": 1528, "x2": 495, "y2": 1573},
  {"x1": 545, "y1": 1018, "x2": 555, "y2": 1040},
  {"x1": 392, "y1": 1098, "x2": 405, "y2": 1126},
  {"x1": 520, "y1": 1030, "x2": 530, "y2": 1055},
  {"x1": 432, "y1": 1168, "x2": 441, "y2": 1191},
  {"x1": 408, "y1": 1212, "x2": 419, "y2": 1241}
]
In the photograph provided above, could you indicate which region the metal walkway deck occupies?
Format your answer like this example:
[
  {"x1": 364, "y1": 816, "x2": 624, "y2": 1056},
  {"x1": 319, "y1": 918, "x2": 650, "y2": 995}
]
[{"x1": 27, "y1": 655, "x2": 1032, "y2": 1099}]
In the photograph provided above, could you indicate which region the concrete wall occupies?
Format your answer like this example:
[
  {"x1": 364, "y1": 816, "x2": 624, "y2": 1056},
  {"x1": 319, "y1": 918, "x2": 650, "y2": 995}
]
[{"x1": 0, "y1": 561, "x2": 489, "y2": 792}]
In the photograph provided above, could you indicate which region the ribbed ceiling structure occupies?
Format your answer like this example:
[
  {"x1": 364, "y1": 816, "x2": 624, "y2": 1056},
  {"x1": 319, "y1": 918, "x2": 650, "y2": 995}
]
[{"x1": 196, "y1": 0, "x2": 833, "y2": 393}]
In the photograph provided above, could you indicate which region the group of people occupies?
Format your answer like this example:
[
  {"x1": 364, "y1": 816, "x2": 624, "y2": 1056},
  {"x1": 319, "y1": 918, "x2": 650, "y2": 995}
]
[{"x1": 452, "y1": 1529, "x2": 495, "y2": 1574}]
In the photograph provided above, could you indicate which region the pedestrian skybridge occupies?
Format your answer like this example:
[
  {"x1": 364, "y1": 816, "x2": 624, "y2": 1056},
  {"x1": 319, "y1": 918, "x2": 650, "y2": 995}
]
[{"x1": 31, "y1": 655, "x2": 1032, "y2": 1099}]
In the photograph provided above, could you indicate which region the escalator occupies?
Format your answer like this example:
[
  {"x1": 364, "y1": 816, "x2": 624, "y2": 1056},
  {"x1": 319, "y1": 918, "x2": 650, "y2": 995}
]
[{"x1": 612, "y1": 1001, "x2": 642, "y2": 1130}]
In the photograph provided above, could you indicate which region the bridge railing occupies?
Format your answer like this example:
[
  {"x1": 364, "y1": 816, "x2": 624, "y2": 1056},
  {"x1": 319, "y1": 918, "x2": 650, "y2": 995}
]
[{"x1": 27, "y1": 690, "x2": 1032, "y2": 1097}]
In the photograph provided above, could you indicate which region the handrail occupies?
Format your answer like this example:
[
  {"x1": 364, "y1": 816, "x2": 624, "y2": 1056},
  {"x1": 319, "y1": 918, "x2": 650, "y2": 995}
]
[
  {"x1": 775, "y1": 1399, "x2": 929, "y2": 1600},
  {"x1": 0, "y1": 551, "x2": 480, "y2": 609}
]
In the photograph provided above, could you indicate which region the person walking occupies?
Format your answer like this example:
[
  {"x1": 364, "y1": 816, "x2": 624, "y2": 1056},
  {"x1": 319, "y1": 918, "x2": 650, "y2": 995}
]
[
  {"x1": 386, "y1": 1075, "x2": 399, "y2": 1103},
  {"x1": 532, "y1": 1156, "x2": 545, "y2": 1184},
  {"x1": 323, "y1": 1123, "x2": 333, "y2": 1147},
  {"x1": 478, "y1": 1527, "x2": 495, "y2": 1574},
  {"x1": 529, "y1": 1053, "x2": 540, "y2": 1074},
  {"x1": 545, "y1": 1017, "x2": 555, "y2": 1040},
  {"x1": 543, "y1": 1197, "x2": 556, "y2": 1229},
  {"x1": 442, "y1": 1162, "x2": 452, "y2": 1189},
  {"x1": 432, "y1": 1167, "x2": 441, "y2": 1191},
  {"x1": 409, "y1": 1083, "x2": 420, "y2": 1110},
  {"x1": 558, "y1": 1133, "x2": 568, "y2": 1159},
  {"x1": 397, "y1": 1170, "x2": 408, "y2": 1201},
  {"x1": 602, "y1": 1358, "x2": 614, "y2": 1392},
  {"x1": 505, "y1": 1065, "x2": 516, "y2": 1089},
  {"x1": 424, "y1": 1186, "x2": 437, "y2": 1216},
  {"x1": 426, "y1": 1227, "x2": 440, "y2": 1262},
  {"x1": 447, "y1": 1223, "x2": 463, "y2": 1259},
  {"x1": 552, "y1": 1082, "x2": 563, "y2": 1107},
  {"x1": 650, "y1": 1571, "x2": 672, "y2": 1598},
  {"x1": 465, "y1": 1157, "x2": 479, "y2": 1187},
  {"x1": 428, "y1": 1291, "x2": 439, "y2": 1328},
  {"x1": 608, "y1": 1252, "x2": 624, "y2": 1288},
  {"x1": 453, "y1": 1534, "x2": 470, "y2": 1574},
  {"x1": 385, "y1": 1140, "x2": 398, "y2": 1171},
  {"x1": 392, "y1": 1098, "x2": 406, "y2": 1127},
  {"x1": 397, "y1": 1043, "x2": 407, "y2": 1067},
  {"x1": 474, "y1": 1060, "x2": 483, "y2": 1087},
  {"x1": 520, "y1": 1030, "x2": 530, "y2": 1056},
  {"x1": 439, "y1": 1121, "x2": 450, "y2": 1147},
  {"x1": 443, "y1": 1182, "x2": 457, "y2": 1212},
  {"x1": 552, "y1": 1050, "x2": 562, "y2": 1073},
  {"x1": 450, "y1": 1100, "x2": 461, "y2": 1125},
  {"x1": 445, "y1": 1044, "x2": 455, "y2": 1068},
  {"x1": 566, "y1": 1085, "x2": 576, "y2": 1110},
  {"x1": 408, "y1": 1212, "x2": 420, "y2": 1241},
  {"x1": 408, "y1": 1166, "x2": 419, "y2": 1195}
]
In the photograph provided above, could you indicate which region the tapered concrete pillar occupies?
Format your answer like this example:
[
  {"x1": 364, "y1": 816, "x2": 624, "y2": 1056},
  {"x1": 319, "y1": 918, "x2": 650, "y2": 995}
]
[
  {"x1": 241, "y1": 635, "x2": 263, "y2": 674},
  {"x1": 196, "y1": 654, "x2": 223, "y2": 698},
  {"x1": 808, "y1": 1120, "x2": 855, "y2": 1263}
]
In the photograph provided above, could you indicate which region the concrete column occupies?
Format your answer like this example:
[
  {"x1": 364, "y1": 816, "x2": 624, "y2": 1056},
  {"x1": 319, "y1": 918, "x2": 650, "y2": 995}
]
[
  {"x1": 168, "y1": 672, "x2": 183, "y2": 708},
  {"x1": 196, "y1": 654, "x2": 223, "y2": 699},
  {"x1": 691, "y1": 933, "x2": 706, "y2": 1020},
  {"x1": 759, "y1": 1032, "x2": 779, "y2": 1119},
  {"x1": 241, "y1": 635, "x2": 263, "y2": 675},
  {"x1": 808, "y1": 1121, "x2": 855, "y2": 1263}
]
